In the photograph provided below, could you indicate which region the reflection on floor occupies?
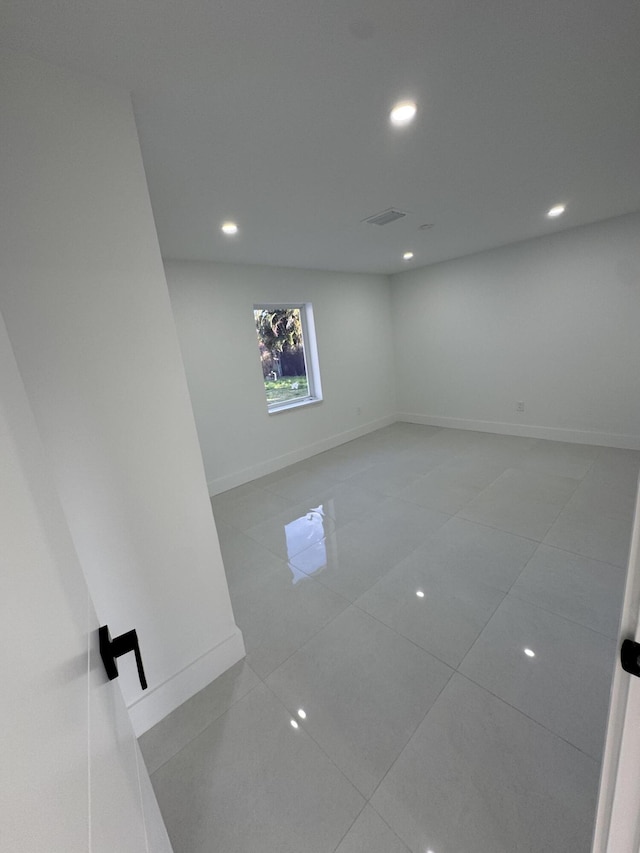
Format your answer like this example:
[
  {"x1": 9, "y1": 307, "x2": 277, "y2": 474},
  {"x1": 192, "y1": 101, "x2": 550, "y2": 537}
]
[{"x1": 140, "y1": 424, "x2": 639, "y2": 853}]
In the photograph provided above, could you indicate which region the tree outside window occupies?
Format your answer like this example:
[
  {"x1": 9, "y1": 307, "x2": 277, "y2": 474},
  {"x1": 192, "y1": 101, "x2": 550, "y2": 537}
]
[{"x1": 254, "y1": 305, "x2": 321, "y2": 411}]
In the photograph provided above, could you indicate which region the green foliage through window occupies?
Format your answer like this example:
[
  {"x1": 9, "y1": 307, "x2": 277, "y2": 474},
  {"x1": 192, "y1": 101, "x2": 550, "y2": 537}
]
[{"x1": 254, "y1": 306, "x2": 312, "y2": 409}]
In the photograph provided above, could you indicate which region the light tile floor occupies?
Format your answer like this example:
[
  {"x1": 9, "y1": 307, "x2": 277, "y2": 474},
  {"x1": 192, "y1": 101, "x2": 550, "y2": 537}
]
[{"x1": 140, "y1": 424, "x2": 639, "y2": 853}]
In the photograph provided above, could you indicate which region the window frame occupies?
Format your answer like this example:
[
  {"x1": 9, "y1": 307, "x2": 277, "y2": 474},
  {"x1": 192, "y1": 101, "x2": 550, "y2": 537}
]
[{"x1": 253, "y1": 302, "x2": 323, "y2": 414}]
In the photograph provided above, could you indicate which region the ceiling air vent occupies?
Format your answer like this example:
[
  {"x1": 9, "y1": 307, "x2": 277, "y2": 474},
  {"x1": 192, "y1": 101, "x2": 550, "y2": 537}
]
[{"x1": 362, "y1": 208, "x2": 407, "y2": 226}]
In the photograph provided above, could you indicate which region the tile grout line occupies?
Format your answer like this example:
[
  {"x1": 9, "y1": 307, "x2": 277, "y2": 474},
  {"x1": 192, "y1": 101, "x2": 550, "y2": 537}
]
[
  {"x1": 259, "y1": 676, "x2": 370, "y2": 803},
  {"x1": 365, "y1": 667, "x2": 602, "y2": 816},
  {"x1": 265, "y1": 649, "x2": 456, "y2": 817},
  {"x1": 148, "y1": 680, "x2": 266, "y2": 778},
  {"x1": 451, "y1": 586, "x2": 617, "y2": 760},
  {"x1": 531, "y1": 540, "x2": 629, "y2": 572},
  {"x1": 255, "y1": 607, "x2": 456, "y2": 811},
  {"x1": 452, "y1": 671, "x2": 605, "y2": 764},
  {"x1": 146, "y1": 679, "x2": 266, "y2": 778},
  {"x1": 450, "y1": 498, "x2": 630, "y2": 568},
  {"x1": 507, "y1": 587, "x2": 622, "y2": 641},
  {"x1": 200, "y1": 427, "x2": 636, "y2": 849},
  {"x1": 328, "y1": 802, "x2": 369, "y2": 853},
  {"x1": 349, "y1": 597, "x2": 476, "y2": 671},
  {"x1": 364, "y1": 667, "x2": 457, "y2": 806}
]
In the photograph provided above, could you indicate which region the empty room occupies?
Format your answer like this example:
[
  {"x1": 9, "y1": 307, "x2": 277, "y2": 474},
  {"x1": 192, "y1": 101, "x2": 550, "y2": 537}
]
[{"x1": 2, "y1": 1, "x2": 640, "y2": 852}]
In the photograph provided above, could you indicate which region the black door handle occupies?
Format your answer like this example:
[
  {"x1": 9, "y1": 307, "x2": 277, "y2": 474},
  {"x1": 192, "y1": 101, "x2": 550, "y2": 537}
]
[
  {"x1": 620, "y1": 639, "x2": 640, "y2": 678},
  {"x1": 99, "y1": 625, "x2": 148, "y2": 690}
]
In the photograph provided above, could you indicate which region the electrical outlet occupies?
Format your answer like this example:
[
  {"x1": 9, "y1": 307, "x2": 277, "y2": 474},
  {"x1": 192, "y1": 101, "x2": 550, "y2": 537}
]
[{"x1": 516, "y1": 401, "x2": 525, "y2": 413}]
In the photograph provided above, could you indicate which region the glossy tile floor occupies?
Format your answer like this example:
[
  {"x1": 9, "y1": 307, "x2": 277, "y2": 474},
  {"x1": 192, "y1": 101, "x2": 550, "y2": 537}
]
[{"x1": 140, "y1": 424, "x2": 639, "y2": 853}]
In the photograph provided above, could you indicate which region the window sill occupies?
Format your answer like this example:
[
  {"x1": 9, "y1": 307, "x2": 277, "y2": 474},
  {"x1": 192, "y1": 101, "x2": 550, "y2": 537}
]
[{"x1": 267, "y1": 396, "x2": 323, "y2": 415}]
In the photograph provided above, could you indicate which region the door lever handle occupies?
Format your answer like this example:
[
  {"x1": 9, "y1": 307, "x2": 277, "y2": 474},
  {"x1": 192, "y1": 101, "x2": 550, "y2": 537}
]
[
  {"x1": 620, "y1": 638, "x2": 640, "y2": 678},
  {"x1": 99, "y1": 625, "x2": 148, "y2": 690}
]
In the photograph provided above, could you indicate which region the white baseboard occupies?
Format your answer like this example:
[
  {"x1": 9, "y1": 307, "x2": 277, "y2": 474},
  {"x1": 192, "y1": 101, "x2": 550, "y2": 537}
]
[
  {"x1": 145, "y1": 413, "x2": 635, "y2": 737},
  {"x1": 397, "y1": 413, "x2": 640, "y2": 450},
  {"x1": 209, "y1": 412, "x2": 640, "y2": 496},
  {"x1": 208, "y1": 414, "x2": 396, "y2": 495},
  {"x1": 127, "y1": 627, "x2": 246, "y2": 736}
]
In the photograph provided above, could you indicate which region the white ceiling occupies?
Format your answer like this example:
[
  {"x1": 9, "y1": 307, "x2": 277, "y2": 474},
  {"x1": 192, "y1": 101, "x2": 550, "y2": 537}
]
[{"x1": 2, "y1": 0, "x2": 640, "y2": 274}]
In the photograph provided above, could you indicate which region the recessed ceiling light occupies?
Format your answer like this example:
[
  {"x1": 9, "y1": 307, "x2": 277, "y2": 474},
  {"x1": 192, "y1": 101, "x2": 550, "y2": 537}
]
[
  {"x1": 221, "y1": 221, "x2": 239, "y2": 235},
  {"x1": 297, "y1": 708, "x2": 307, "y2": 719},
  {"x1": 524, "y1": 648, "x2": 536, "y2": 658},
  {"x1": 547, "y1": 204, "x2": 565, "y2": 218},
  {"x1": 290, "y1": 719, "x2": 299, "y2": 729},
  {"x1": 403, "y1": 251, "x2": 414, "y2": 260},
  {"x1": 416, "y1": 589, "x2": 425, "y2": 598},
  {"x1": 390, "y1": 100, "x2": 417, "y2": 127}
]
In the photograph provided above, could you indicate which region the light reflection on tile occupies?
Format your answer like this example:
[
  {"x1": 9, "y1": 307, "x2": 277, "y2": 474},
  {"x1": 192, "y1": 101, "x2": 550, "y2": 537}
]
[
  {"x1": 459, "y1": 595, "x2": 616, "y2": 758},
  {"x1": 246, "y1": 502, "x2": 336, "y2": 561},
  {"x1": 166, "y1": 426, "x2": 638, "y2": 852},
  {"x1": 284, "y1": 505, "x2": 327, "y2": 566},
  {"x1": 289, "y1": 523, "x2": 410, "y2": 602},
  {"x1": 151, "y1": 684, "x2": 365, "y2": 853},
  {"x1": 266, "y1": 607, "x2": 453, "y2": 797},
  {"x1": 289, "y1": 536, "x2": 327, "y2": 583},
  {"x1": 354, "y1": 550, "x2": 505, "y2": 667}
]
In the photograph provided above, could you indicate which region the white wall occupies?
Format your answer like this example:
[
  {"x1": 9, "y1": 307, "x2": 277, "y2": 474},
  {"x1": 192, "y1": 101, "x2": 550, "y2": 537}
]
[
  {"x1": 165, "y1": 260, "x2": 396, "y2": 493},
  {"x1": 391, "y1": 213, "x2": 640, "y2": 449},
  {"x1": 0, "y1": 53, "x2": 243, "y2": 735},
  {"x1": 0, "y1": 305, "x2": 172, "y2": 852}
]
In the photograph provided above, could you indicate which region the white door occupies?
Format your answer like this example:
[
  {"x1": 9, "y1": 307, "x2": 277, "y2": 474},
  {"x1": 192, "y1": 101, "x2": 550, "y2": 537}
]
[
  {"x1": 0, "y1": 315, "x2": 172, "y2": 851},
  {"x1": 593, "y1": 478, "x2": 640, "y2": 852}
]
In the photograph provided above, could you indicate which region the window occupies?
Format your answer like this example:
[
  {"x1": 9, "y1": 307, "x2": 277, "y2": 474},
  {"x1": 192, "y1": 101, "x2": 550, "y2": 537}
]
[{"x1": 254, "y1": 303, "x2": 322, "y2": 413}]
